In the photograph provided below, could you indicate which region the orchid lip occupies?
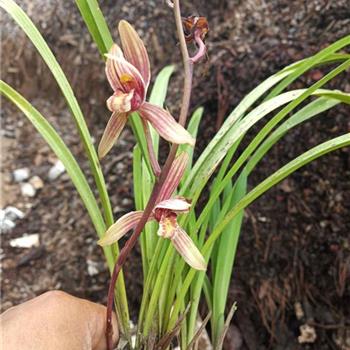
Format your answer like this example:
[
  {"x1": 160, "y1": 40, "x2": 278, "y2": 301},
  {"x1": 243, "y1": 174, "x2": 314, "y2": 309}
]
[{"x1": 106, "y1": 90, "x2": 134, "y2": 113}]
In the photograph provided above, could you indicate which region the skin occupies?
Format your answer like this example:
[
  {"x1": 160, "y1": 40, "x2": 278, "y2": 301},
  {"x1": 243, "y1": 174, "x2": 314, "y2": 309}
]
[{"x1": 0, "y1": 291, "x2": 119, "y2": 350}]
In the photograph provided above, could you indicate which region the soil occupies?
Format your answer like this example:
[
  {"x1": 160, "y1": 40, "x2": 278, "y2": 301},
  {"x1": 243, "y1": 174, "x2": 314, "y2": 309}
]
[{"x1": 1, "y1": 1, "x2": 350, "y2": 349}]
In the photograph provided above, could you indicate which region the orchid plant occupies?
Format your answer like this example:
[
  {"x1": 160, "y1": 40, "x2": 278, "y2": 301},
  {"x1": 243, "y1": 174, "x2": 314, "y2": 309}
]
[
  {"x1": 1, "y1": 0, "x2": 349, "y2": 349},
  {"x1": 98, "y1": 151, "x2": 206, "y2": 272}
]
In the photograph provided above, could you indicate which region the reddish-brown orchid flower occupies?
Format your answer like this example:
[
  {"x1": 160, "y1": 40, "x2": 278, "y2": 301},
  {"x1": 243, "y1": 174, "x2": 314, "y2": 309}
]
[
  {"x1": 98, "y1": 152, "x2": 206, "y2": 271},
  {"x1": 182, "y1": 16, "x2": 208, "y2": 63},
  {"x1": 98, "y1": 21, "x2": 195, "y2": 173}
]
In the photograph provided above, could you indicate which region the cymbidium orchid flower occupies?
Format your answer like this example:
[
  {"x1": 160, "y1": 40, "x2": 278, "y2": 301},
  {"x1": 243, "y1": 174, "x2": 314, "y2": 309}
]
[
  {"x1": 98, "y1": 20, "x2": 195, "y2": 172},
  {"x1": 182, "y1": 15, "x2": 209, "y2": 63},
  {"x1": 98, "y1": 152, "x2": 206, "y2": 271}
]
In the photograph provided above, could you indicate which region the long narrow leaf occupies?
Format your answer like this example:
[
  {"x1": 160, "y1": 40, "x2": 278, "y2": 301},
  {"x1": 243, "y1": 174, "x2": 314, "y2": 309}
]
[
  {"x1": 168, "y1": 132, "x2": 350, "y2": 329},
  {"x1": 265, "y1": 35, "x2": 350, "y2": 100},
  {"x1": 194, "y1": 85, "x2": 350, "y2": 234},
  {"x1": 0, "y1": 0, "x2": 130, "y2": 332},
  {"x1": 0, "y1": 80, "x2": 115, "y2": 265},
  {"x1": 245, "y1": 94, "x2": 348, "y2": 174},
  {"x1": 212, "y1": 173, "x2": 247, "y2": 346},
  {"x1": 182, "y1": 37, "x2": 350, "y2": 197},
  {"x1": 0, "y1": 0, "x2": 114, "y2": 227},
  {"x1": 75, "y1": 0, "x2": 113, "y2": 55}
]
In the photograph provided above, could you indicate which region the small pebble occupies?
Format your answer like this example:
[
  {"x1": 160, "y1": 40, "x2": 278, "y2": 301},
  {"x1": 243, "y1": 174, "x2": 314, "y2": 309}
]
[
  {"x1": 298, "y1": 324, "x2": 317, "y2": 344},
  {"x1": 86, "y1": 259, "x2": 100, "y2": 276},
  {"x1": 29, "y1": 175, "x2": 44, "y2": 190},
  {"x1": 0, "y1": 207, "x2": 25, "y2": 233},
  {"x1": 48, "y1": 160, "x2": 65, "y2": 180},
  {"x1": 10, "y1": 234, "x2": 40, "y2": 248},
  {"x1": 21, "y1": 182, "x2": 36, "y2": 197},
  {"x1": 0, "y1": 218, "x2": 16, "y2": 233},
  {"x1": 4, "y1": 206, "x2": 25, "y2": 220},
  {"x1": 294, "y1": 302, "x2": 304, "y2": 320},
  {"x1": 258, "y1": 216, "x2": 268, "y2": 223},
  {"x1": 113, "y1": 206, "x2": 124, "y2": 213},
  {"x1": 121, "y1": 198, "x2": 132, "y2": 206},
  {"x1": 13, "y1": 168, "x2": 30, "y2": 182}
]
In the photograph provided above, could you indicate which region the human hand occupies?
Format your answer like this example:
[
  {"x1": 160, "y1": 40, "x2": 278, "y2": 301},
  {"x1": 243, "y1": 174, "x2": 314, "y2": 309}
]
[{"x1": 0, "y1": 290, "x2": 119, "y2": 350}]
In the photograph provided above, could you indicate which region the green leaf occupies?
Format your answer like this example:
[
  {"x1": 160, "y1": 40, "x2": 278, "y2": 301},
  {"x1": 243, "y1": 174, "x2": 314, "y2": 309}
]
[
  {"x1": 182, "y1": 38, "x2": 350, "y2": 198},
  {"x1": 206, "y1": 134, "x2": 350, "y2": 255},
  {"x1": 193, "y1": 60, "x2": 350, "y2": 233},
  {"x1": 0, "y1": 0, "x2": 130, "y2": 333},
  {"x1": 212, "y1": 172, "x2": 247, "y2": 346},
  {"x1": 169, "y1": 133, "x2": 350, "y2": 330},
  {"x1": 150, "y1": 66, "x2": 176, "y2": 106},
  {"x1": 192, "y1": 89, "x2": 312, "y2": 230},
  {"x1": 316, "y1": 91, "x2": 350, "y2": 104},
  {"x1": 0, "y1": 80, "x2": 114, "y2": 264},
  {"x1": 75, "y1": 0, "x2": 113, "y2": 55},
  {"x1": 0, "y1": 0, "x2": 114, "y2": 227},
  {"x1": 265, "y1": 35, "x2": 350, "y2": 100},
  {"x1": 245, "y1": 94, "x2": 347, "y2": 174}
]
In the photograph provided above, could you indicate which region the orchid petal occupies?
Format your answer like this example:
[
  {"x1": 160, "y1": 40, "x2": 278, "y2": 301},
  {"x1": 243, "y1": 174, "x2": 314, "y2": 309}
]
[
  {"x1": 157, "y1": 152, "x2": 188, "y2": 202},
  {"x1": 171, "y1": 227, "x2": 207, "y2": 271},
  {"x1": 98, "y1": 112, "x2": 128, "y2": 159},
  {"x1": 155, "y1": 198, "x2": 191, "y2": 213},
  {"x1": 139, "y1": 102, "x2": 195, "y2": 146},
  {"x1": 118, "y1": 20, "x2": 151, "y2": 89},
  {"x1": 105, "y1": 52, "x2": 146, "y2": 106},
  {"x1": 105, "y1": 44, "x2": 125, "y2": 92},
  {"x1": 142, "y1": 119, "x2": 161, "y2": 176},
  {"x1": 107, "y1": 90, "x2": 134, "y2": 113},
  {"x1": 98, "y1": 211, "x2": 154, "y2": 246}
]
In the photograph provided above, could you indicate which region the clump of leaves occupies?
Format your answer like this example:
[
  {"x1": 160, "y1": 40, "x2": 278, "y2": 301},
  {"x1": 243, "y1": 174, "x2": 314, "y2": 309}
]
[{"x1": 1, "y1": 0, "x2": 349, "y2": 349}]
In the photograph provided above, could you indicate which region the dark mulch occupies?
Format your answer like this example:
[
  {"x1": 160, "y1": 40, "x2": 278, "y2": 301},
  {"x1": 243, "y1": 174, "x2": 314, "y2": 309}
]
[{"x1": 1, "y1": 0, "x2": 349, "y2": 349}]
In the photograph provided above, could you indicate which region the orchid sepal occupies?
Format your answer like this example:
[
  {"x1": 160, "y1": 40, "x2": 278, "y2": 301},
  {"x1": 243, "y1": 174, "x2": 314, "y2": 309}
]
[
  {"x1": 171, "y1": 227, "x2": 207, "y2": 271},
  {"x1": 157, "y1": 152, "x2": 189, "y2": 203},
  {"x1": 139, "y1": 102, "x2": 195, "y2": 147},
  {"x1": 98, "y1": 112, "x2": 128, "y2": 159},
  {"x1": 98, "y1": 211, "x2": 154, "y2": 246}
]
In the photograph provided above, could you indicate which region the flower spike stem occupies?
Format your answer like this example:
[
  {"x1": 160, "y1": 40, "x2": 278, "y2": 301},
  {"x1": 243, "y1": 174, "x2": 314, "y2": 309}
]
[{"x1": 106, "y1": 1, "x2": 194, "y2": 349}]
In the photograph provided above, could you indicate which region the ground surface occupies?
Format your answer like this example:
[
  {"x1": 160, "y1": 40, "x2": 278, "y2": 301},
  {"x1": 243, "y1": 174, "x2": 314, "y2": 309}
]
[{"x1": 1, "y1": 0, "x2": 350, "y2": 349}]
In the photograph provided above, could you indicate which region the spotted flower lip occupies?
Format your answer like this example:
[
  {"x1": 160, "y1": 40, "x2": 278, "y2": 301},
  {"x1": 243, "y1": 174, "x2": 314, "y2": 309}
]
[
  {"x1": 98, "y1": 20, "x2": 195, "y2": 162},
  {"x1": 98, "y1": 152, "x2": 207, "y2": 271}
]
